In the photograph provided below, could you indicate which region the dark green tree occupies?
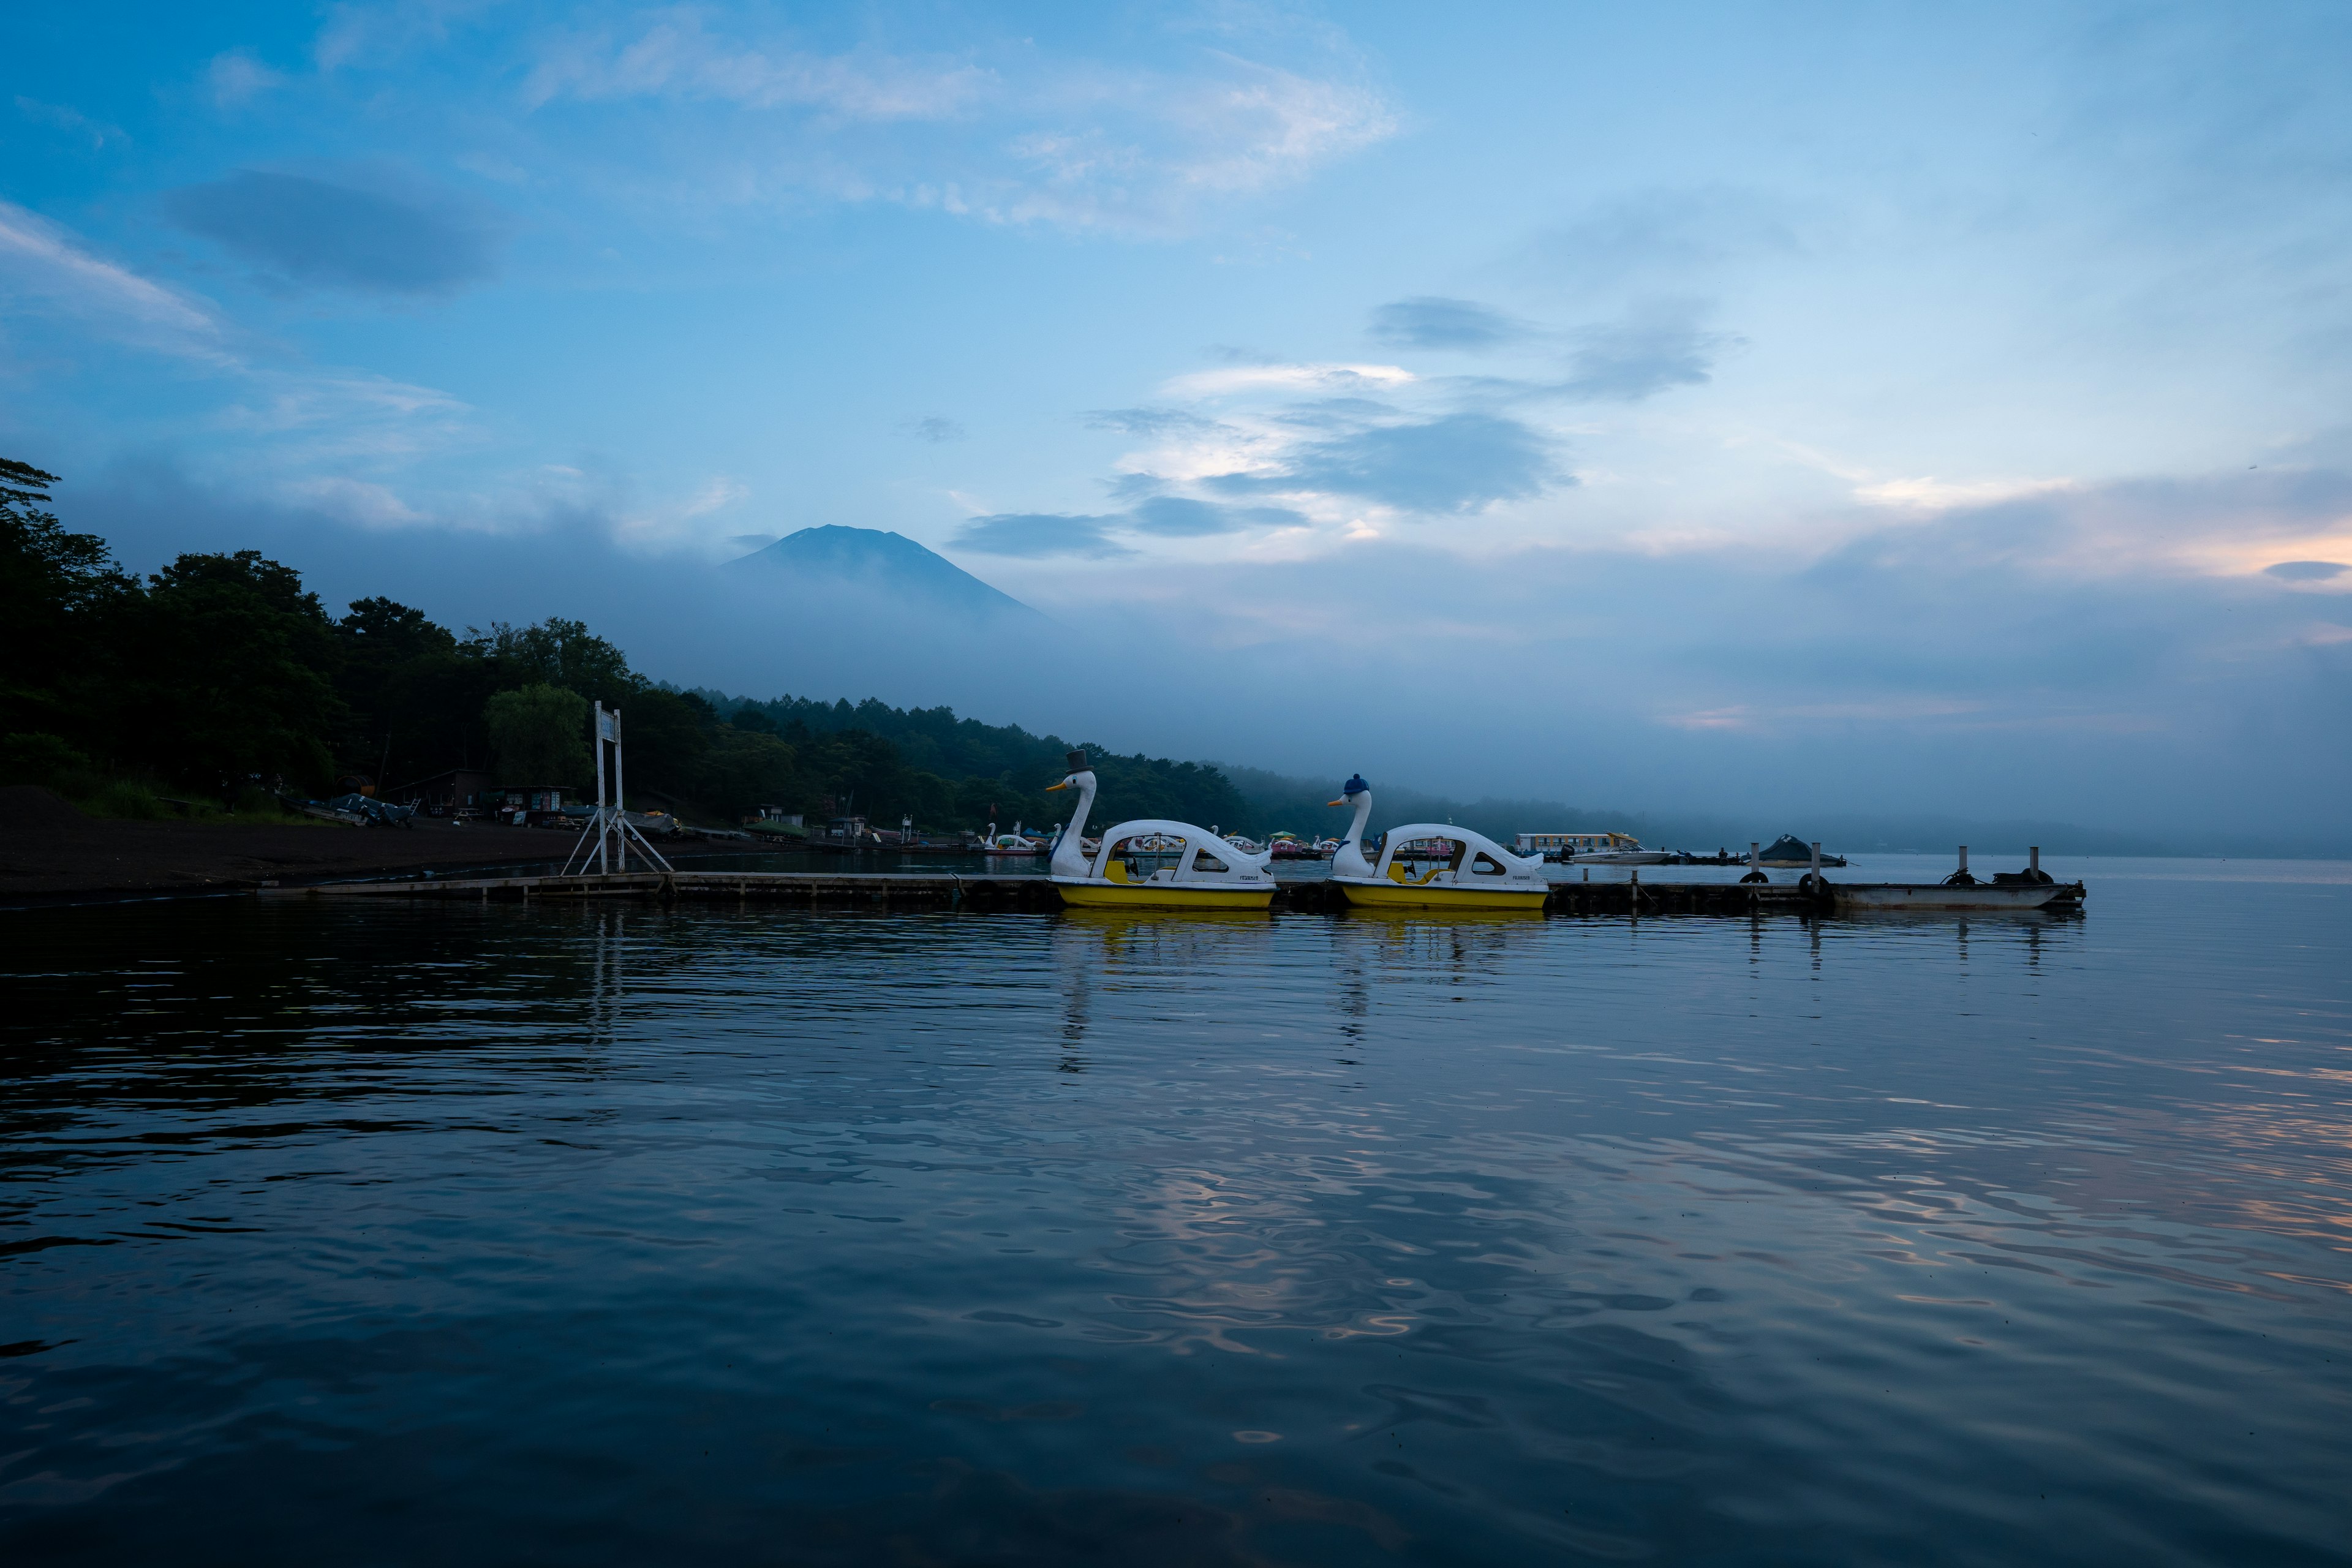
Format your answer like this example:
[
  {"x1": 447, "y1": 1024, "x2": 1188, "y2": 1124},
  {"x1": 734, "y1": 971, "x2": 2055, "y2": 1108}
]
[
  {"x1": 485, "y1": 684, "x2": 590, "y2": 786},
  {"x1": 609, "y1": 688, "x2": 715, "y2": 803},
  {"x1": 336, "y1": 597, "x2": 461, "y2": 783},
  {"x1": 477, "y1": 618, "x2": 640, "y2": 709},
  {"x1": 1, "y1": 458, "x2": 137, "y2": 745},
  {"x1": 116, "y1": 551, "x2": 345, "y2": 787}
]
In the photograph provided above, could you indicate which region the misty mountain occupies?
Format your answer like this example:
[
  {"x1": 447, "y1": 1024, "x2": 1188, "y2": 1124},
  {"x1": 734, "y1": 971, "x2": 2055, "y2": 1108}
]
[{"x1": 725, "y1": 526, "x2": 1041, "y2": 622}]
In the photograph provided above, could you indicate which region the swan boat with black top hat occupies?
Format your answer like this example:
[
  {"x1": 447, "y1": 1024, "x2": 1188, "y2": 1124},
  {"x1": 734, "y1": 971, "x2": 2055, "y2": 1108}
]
[
  {"x1": 1324, "y1": 775, "x2": 1551, "y2": 910},
  {"x1": 1044, "y1": 750, "x2": 1276, "y2": 910}
]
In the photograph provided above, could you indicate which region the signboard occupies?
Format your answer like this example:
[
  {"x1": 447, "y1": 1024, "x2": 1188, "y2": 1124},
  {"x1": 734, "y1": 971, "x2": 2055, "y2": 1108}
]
[{"x1": 596, "y1": 710, "x2": 618, "y2": 743}]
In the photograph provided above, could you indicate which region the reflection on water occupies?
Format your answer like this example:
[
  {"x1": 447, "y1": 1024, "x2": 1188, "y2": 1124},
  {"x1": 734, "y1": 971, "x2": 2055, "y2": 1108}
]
[{"x1": 1, "y1": 868, "x2": 2348, "y2": 1564}]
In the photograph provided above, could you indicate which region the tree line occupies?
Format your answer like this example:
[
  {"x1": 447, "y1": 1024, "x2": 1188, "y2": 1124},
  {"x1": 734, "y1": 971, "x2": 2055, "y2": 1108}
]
[{"x1": 0, "y1": 458, "x2": 1248, "y2": 832}]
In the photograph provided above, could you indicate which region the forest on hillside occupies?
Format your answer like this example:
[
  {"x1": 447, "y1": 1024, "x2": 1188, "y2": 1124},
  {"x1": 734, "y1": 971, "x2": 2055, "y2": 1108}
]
[{"x1": 0, "y1": 458, "x2": 1245, "y2": 832}]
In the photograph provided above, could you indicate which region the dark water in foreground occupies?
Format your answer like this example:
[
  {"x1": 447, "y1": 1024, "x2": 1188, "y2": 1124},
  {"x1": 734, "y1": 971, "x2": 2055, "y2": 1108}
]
[{"x1": 3, "y1": 859, "x2": 2348, "y2": 1564}]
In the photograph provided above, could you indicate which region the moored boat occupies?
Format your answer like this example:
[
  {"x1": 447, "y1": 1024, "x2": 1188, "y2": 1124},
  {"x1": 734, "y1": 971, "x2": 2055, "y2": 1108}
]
[
  {"x1": 1324, "y1": 776, "x2": 1550, "y2": 910},
  {"x1": 1833, "y1": 846, "x2": 2081, "y2": 911},
  {"x1": 980, "y1": 821, "x2": 1045, "y2": 856},
  {"x1": 1044, "y1": 752, "x2": 1276, "y2": 910}
]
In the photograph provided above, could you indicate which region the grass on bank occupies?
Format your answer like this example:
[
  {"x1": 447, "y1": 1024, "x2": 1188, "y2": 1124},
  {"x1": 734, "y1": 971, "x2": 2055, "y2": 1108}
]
[{"x1": 3, "y1": 731, "x2": 341, "y2": 826}]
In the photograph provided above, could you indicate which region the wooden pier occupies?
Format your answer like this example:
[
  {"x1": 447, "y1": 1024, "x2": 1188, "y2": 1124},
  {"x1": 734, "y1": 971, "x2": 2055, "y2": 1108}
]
[{"x1": 271, "y1": 870, "x2": 2084, "y2": 916}]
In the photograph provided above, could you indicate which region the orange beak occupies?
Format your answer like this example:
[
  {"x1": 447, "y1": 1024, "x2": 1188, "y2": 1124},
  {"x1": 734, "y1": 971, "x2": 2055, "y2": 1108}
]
[
  {"x1": 1326, "y1": 797, "x2": 1346, "y2": 806},
  {"x1": 1044, "y1": 780, "x2": 1068, "y2": 792}
]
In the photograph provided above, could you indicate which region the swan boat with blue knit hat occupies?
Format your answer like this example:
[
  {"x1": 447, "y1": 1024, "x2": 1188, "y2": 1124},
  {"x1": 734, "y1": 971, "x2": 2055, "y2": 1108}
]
[
  {"x1": 1324, "y1": 774, "x2": 1551, "y2": 910},
  {"x1": 1044, "y1": 750, "x2": 1277, "y2": 910}
]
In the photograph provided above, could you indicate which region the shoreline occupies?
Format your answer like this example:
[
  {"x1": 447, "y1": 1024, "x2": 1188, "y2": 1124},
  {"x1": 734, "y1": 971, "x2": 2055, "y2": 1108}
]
[{"x1": 0, "y1": 786, "x2": 652, "y2": 910}]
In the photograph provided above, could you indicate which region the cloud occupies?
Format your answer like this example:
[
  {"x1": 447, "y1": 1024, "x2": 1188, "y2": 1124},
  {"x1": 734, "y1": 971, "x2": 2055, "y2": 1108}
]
[
  {"x1": 905, "y1": 415, "x2": 964, "y2": 442},
  {"x1": 164, "y1": 170, "x2": 507, "y2": 296},
  {"x1": 1527, "y1": 186, "x2": 1797, "y2": 296},
  {"x1": 1205, "y1": 412, "x2": 1558, "y2": 513},
  {"x1": 1085, "y1": 406, "x2": 1218, "y2": 436},
  {"x1": 1556, "y1": 300, "x2": 1731, "y2": 401},
  {"x1": 1368, "y1": 296, "x2": 1525, "y2": 351},
  {"x1": 953, "y1": 512, "x2": 1135, "y2": 558},
  {"x1": 1128, "y1": 497, "x2": 1305, "y2": 537},
  {"x1": 1166, "y1": 361, "x2": 1412, "y2": 398},
  {"x1": 517, "y1": 19, "x2": 1391, "y2": 235},
  {"x1": 206, "y1": 50, "x2": 287, "y2": 108},
  {"x1": 1104, "y1": 472, "x2": 1167, "y2": 500},
  {"x1": 14, "y1": 96, "x2": 127, "y2": 150},
  {"x1": 1853, "y1": 476, "x2": 2078, "y2": 511},
  {"x1": 283, "y1": 475, "x2": 424, "y2": 528},
  {"x1": 2265, "y1": 559, "x2": 2347, "y2": 581},
  {"x1": 1008, "y1": 57, "x2": 1395, "y2": 216},
  {"x1": 0, "y1": 199, "x2": 227, "y2": 359},
  {"x1": 524, "y1": 15, "x2": 987, "y2": 118},
  {"x1": 314, "y1": 0, "x2": 487, "y2": 72}
]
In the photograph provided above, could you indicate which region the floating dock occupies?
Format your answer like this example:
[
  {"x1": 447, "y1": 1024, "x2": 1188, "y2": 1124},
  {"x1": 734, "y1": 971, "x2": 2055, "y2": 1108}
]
[{"x1": 271, "y1": 870, "x2": 2085, "y2": 915}]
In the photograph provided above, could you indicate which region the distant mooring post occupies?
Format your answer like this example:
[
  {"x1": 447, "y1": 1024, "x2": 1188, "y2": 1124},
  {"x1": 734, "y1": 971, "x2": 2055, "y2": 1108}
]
[{"x1": 565, "y1": 701, "x2": 674, "y2": 876}]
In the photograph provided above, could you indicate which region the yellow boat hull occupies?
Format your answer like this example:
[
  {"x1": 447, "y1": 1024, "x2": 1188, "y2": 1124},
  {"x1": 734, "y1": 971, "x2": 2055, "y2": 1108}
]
[
  {"x1": 1052, "y1": 881, "x2": 1276, "y2": 911},
  {"x1": 1330, "y1": 879, "x2": 1550, "y2": 911}
]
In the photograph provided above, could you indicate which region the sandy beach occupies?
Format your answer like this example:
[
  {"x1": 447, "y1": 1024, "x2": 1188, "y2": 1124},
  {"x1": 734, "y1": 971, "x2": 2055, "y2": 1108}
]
[{"x1": 0, "y1": 786, "x2": 598, "y2": 905}]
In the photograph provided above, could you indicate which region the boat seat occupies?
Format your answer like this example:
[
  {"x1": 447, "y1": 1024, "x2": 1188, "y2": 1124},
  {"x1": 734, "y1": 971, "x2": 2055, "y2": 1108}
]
[
  {"x1": 1387, "y1": 862, "x2": 1443, "y2": 884},
  {"x1": 1106, "y1": 858, "x2": 1131, "y2": 883}
]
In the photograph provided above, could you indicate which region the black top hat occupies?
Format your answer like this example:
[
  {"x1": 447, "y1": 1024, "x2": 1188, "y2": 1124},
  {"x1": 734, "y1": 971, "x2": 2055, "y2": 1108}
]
[{"x1": 1065, "y1": 749, "x2": 1089, "y2": 771}]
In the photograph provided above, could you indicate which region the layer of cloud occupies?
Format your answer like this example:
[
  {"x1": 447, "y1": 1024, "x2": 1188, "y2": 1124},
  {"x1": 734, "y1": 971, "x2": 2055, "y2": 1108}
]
[
  {"x1": 1525, "y1": 186, "x2": 1798, "y2": 298},
  {"x1": 0, "y1": 198, "x2": 227, "y2": 360},
  {"x1": 206, "y1": 50, "x2": 287, "y2": 108},
  {"x1": 1129, "y1": 497, "x2": 1304, "y2": 537},
  {"x1": 513, "y1": 15, "x2": 1394, "y2": 235},
  {"x1": 2264, "y1": 559, "x2": 2346, "y2": 582},
  {"x1": 524, "y1": 15, "x2": 986, "y2": 118},
  {"x1": 164, "y1": 170, "x2": 507, "y2": 296},
  {"x1": 1555, "y1": 300, "x2": 1731, "y2": 401},
  {"x1": 1368, "y1": 296, "x2": 1526, "y2": 351},
  {"x1": 905, "y1": 415, "x2": 964, "y2": 442},
  {"x1": 954, "y1": 512, "x2": 1134, "y2": 559},
  {"x1": 1205, "y1": 412, "x2": 1558, "y2": 513},
  {"x1": 13, "y1": 96, "x2": 127, "y2": 151}
]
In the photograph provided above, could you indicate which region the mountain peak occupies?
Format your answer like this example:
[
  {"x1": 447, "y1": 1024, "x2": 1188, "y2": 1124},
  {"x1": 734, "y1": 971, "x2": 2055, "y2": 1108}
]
[{"x1": 725, "y1": 526, "x2": 1038, "y2": 620}]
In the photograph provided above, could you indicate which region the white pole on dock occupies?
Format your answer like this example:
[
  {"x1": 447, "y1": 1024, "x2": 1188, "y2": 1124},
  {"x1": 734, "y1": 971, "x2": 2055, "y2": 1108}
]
[
  {"x1": 2030, "y1": 845, "x2": 2041, "y2": 873},
  {"x1": 1750, "y1": 842, "x2": 1761, "y2": 872},
  {"x1": 593, "y1": 703, "x2": 609, "y2": 875},
  {"x1": 1811, "y1": 841, "x2": 1822, "y2": 875},
  {"x1": 613, "y1": 709, "x2": 627, "y2": 872},
  {"x1": 1958, "y1": 844, "x2": 1969, "y2": 876}
]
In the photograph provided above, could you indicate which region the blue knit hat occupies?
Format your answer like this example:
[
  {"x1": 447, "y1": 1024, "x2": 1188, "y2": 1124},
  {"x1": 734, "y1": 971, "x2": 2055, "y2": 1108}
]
[{"x1": 1342, "y1": 774, "x2": 1369, "y2": 796}]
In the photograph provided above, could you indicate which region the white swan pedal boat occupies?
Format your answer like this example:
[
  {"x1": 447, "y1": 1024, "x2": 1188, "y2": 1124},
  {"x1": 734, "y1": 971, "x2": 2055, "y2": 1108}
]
[
  {"x1": 1042, "y1": 752, "x2": 1276, "y2": 910},
  {"x1": 1324, "y1": 776, "x2": 1550, "y2": 910}
]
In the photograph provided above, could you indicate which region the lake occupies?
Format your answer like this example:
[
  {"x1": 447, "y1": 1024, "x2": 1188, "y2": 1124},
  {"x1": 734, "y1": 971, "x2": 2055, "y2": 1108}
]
[{"x1": 3, "y1": 856, "x2": 2347, "y2": 1564}]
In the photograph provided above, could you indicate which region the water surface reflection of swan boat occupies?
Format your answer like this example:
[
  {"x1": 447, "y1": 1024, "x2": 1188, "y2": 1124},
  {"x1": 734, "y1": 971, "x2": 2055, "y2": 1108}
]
[
  {"x1": 1323, "y1": 775, "x2": 1550, "y2": 910},
  {"x1": 1045, "y1": 751, "x2": 1276, "y2": 910}
]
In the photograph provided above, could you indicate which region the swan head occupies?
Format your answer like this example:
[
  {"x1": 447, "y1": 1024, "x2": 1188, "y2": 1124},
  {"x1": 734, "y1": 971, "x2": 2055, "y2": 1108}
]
[
  {"x1": 1326, "y1": 773, "x2": 1371, "y2": 808},
  {"x1": 1044, "y1": 748, "x2": 1095, "y2": 794}
]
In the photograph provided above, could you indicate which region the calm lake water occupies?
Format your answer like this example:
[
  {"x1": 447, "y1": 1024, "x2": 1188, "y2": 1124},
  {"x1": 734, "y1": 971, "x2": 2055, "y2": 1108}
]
[{"x1": 4, "y1": 857, "x2": 2347, "y2": 1564}]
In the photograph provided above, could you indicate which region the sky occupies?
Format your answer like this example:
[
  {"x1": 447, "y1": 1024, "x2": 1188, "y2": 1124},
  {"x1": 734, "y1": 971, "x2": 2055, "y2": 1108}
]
[{"x1": 4, "y1": 2, "x2": 2350, "y2": 842}]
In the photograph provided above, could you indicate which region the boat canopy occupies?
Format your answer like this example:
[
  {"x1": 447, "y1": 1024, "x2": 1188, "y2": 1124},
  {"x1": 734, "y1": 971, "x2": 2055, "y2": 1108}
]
[
  {"x1": 1366, "y1": 823, "x2": 1545, "y2": 887},
  {"x1": 1084, "y1": 819, "x2": 1271, "y2": 885}
]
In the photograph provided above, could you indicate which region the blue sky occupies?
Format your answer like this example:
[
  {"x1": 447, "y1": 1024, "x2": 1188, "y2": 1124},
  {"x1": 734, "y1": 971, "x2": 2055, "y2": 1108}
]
[{"x1": 5, "y1": 2, "x2": 2350, "y2": 835}]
